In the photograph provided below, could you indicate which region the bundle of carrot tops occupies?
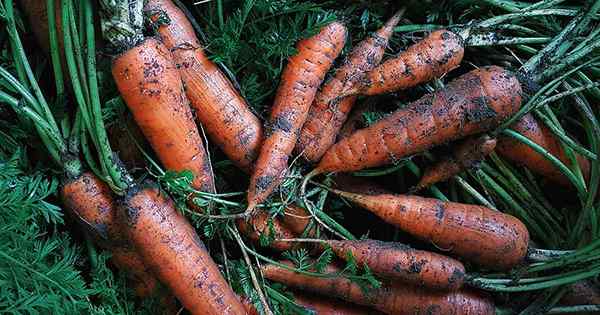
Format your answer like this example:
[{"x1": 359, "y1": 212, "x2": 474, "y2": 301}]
[{"x1": 1, "y1": 0, "x2": 599, "y2": 314}]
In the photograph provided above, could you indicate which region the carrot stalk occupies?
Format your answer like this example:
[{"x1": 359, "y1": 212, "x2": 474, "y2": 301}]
[
  {"x1": 331, "y1": 190, "x2": 530, "y2": 270},
  {"x1": 295, "y1": 12, "x2": 402, "y2": 162},
  {"x1": 247, "y1": 22, "x2": 347, "y2": 212},
  {"x1": 324, "y1": 239, "x2": 466, "y2": 291},
  {"x1": 122, "y1": 185, "x2": 245, "y2": 315},
  {"x1": 314, "y1": 66, "x2": 523, "y2": 175},
  {"x1": 145, "y1": 0, "x2": 263, "y2": 172},
  {"x1": 415, "y1": 134, "x2": 497, "y2": 190},
  {"x1": 111, "y1": 38, "x2": 215, "y2": 194},
  {"x1": 497, "y1": 113, "x2": 591, "y2": 186},
  {"x1": 262, "y1": 261, "x2": 495, "y2": 315},
  {"x1": 345, "y1": 29, "x2": 465, "y2": 96}
]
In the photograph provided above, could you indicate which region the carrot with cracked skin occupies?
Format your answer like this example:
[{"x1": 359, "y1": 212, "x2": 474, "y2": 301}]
[
  {"x1": 112, "y1": 38, "x2": 215, "y2": 194},
  {"x1": 415, "y1": 134, "x2": 497, "y2": 190},
  {"x1": 295, "y1": 12, "x2": 402, "y2": 162},
  {"x1": 344, "y1": 29, "x2": 464, "y2": 97},
  {"x1": 60, "y1": 172, "x2": 159, "y2": 297},
  {"x1": 324, "y1": 239, "x2": 466, "y2": 291},
  {"x1": 247, "y1": 22, "x2": 347, "y2": 211},
  {"x1": 330, "y1": 190, "x2": 529, "y2": 270},
  {"x1": 311, "y1": 66, "x2": 522, "y2": 175},
  {"x1": 292, "y1": 291, "x2": 384, "y2": 315},
  {"x1": 144, "y1": 0, "x2": 262, "y2": 172},
  {"x1": 122, "y1": 185, "x2": 245, "y2": 315},
  {"x1": 497, "y1": 113, "x2": 590, "y2": 186},
  {"x1": 262, "y1": 261, "x2": 495, "y2": 315}
]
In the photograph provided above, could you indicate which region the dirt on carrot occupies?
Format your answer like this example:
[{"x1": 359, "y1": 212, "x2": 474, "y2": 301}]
[
  {"x1": 331, "y1": 190, "x2": 530, "y2": 270},
  {"x1": 145, "y1": 0, "x2": 263, "y2": 173},
  {"x1": 111, "y1": 38, "x2": 215, "y2": 194},
  {"x1": 292, "y1": 291, "x2": 384, "y2": 315},
  {"x1": 247, "y1": 21, "x2": 347, "y2": 211},
  {"x1": 314, "y1": 66, "x2": 523, "y2": 175}
]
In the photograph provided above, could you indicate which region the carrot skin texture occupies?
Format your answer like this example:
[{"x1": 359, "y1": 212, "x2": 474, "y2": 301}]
[
  {"x1": 326, "y1": 239, "x2": 466, "y2": 290},
  {"x1": 60, "y1": 172, "x2": 159, "y2": 297},
  {"x1": 497, "y1": 113, "x2": 590, "y2": 186},
  {"x1": 262, "y1": 262, "x2": 495, "y2": 315},
  {"x1": 122, "y1": 186, "x2": 245, "y2": 315},
  {"x1": 416, "y1": 135, "x2": 497, "y2": 190},
  {"x1": 334, "y1": 191, "x2": 529, "y2": 270},
  {"x1": 295, "y1": 13, "x2": 401, "y2": 162},
  {"x1": 292, "y1": 291, "x2": 384, "y2": 315},
  {"x1": 145, "y1": 0, "x2": 263, "y2": 172},
  {"x1": 356, "y1": 29, "x2": 464, "y2": 96},
  {"x1": 560, "y1": 280, "x2": 600, "y2": 306},
  {"x1": 316, "y1": 66, "x2": 523, "y2": 174},
  {"x1": 112, "y1": 38, "x2": 215, "y2": 193},
  {"x1": 247, "y1": 22, "x2": 347, "y2": 209}
]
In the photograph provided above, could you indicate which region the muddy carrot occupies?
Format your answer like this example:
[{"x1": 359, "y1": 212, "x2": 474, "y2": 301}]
[
  {"x1": 145, "y1": 0, "x2": 263, "y2": 172},
  {"x1": 337, "y1": 99, "x2": 380, "y2": 140},
  {"x1": 348, "y1": 29, "x2": 464, "y2": 96},
  {"x1": 497, "y1": 113, "x2": 590, "y2": 186},
  {"x1": 331, "y1": 190, "x2": 529, "y2": 270},
  {"x1": 111, "y1": 38, "x2": 215, "y2": 194},
  {"x1": 312, "y1": 66, "x2": 522, "y2": 175},
  {"x1": 295, "y1": 12, "x2": 402, "y2": 162},
  {"x1": 122, "y1": 185, "x2": 245, "y2": 315},
  {"x1": 324, "y1": 239, "x2": 466, "y2": 290},
  {"x1": 247, "y1": 22, "x2": 347, "y2": 211},
  {"x1": 415, "y1": 134, "x2": 497, "y2": 190},
  {"x1": 262, "y1": 261, "x2": 495, "y2": 315},
  {"x1": 292, "y1": 291, "x2": 384, "y2": 315}
]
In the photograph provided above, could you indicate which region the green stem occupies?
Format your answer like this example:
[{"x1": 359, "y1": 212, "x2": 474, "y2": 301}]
[
  {"x1": 47, "y1": 0, "x2": 65, "y2": 97},
  {"x1": 548, "y1": 305, "x2": 600, "y2": 314}
]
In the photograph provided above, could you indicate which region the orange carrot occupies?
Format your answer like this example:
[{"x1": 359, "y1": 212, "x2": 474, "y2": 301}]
[
  {"x1": 324, "y1": 239, "x2": 466, "y2": 291},
  {"x1": 238, "y1": 295, "x2": 260, "y2": 315},
  {"x1": 17, "y1": 0, "x2": 62, "y2": 55},
  {"x1": 295, "y1": 12, "x2": 402, "y2": 163},
  {"x1": 415, "y1": 134, "x2": 497, "y2": 190},
  {"x1": 60, "y1": 172, "x2": 159, "y2": 297},
  {"x1": 145, "y1": 0, "x2": 263, "y2": 172},
  {"x1": 347, "y1": 29, "x2": 464, "y2": 96},
  {"x1": 496, "y1": 113, "x2": 591, "y2": 186},
  {"x1": 238, "y1": 204, "x2": 313, "y2": 251},
  {"x1": 247, "y1": 22, "x2": 347, "y2": 211},
  {"x1": 332, "y1": 173, "x2": 390, "y2": 195},
  {"x1": 121, "y1": 185, "x2": 245, "y2": 315},
  {"x1": 337, "y1": 99, "x2": 380, "y2": 140},
  {"x1": 313, "y1": 66, "x2": 522, "y2": 175},
  {"x1": 111, "y1": 38, "x2": 215, "y2": 194},
  {"x1": 292, "y1": 291, "x2": 384, "y2": 315},
  {"x1": 331, "y1": 190, "x2": 529, "y2": 270},
  {"x1": 262, "y1": 261, "x2": 495, "y2": 315}
]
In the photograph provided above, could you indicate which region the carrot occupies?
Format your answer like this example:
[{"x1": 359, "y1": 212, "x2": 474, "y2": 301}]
[
  {"x1": 344, "y1": 29, "x2": 465, "y2": 96},
  {"x1": 238, "y1": 295, "x2": 260, "y2": 315},
  {"x1": 332, "y1": 173, "x2": 390, "y2": 195},
  {"x1": 60, "y1": 172, "x2": 159, "y2": 297},
  {"x1": 238, "y1": 204, "x2": 313, "y2": 251},
  {"x1": 111, "y1": 38, "x2": 215, "y2": 194},
  {"x1": 560, "y1": 280, "x2": 600, "y2": 306},
  {"x1": 313, "y1": 66, "x2": 523, "y2": 175},
  {"x1": 144, "y1": 0, "x2": 263, "y2": 172},
  {"x1": 496, "y1": 113, "x2": 591, "y2": 186},
  {"x1": 331, "y1": 190, "x2": 529, "y2": 270},
  {"x1": 292, "y1": 291, "x2": 384, "y2": 315},
  {"x1": 247, "y1": 22, "x2": 347, "y2": 211},
  {"x1": 337, "y1": 99, "x2": 380, "y2": 140},
  {"x1": 121, "y1": 185, "x2": 245, "y2": 315},
  {"x1": 262, "y1": 261, "x2": 495, "y2": 315},
  {"x1": 415, "y1": 134, "x2": 497, "y2": 190},
  {"x1": 17, "y1": 0, "x2": 62, "y2": 55},
  {"x1": 295, "y1": 12, "x2": 402, "y2": 163},
  {"x1": 324, "y1": 239, "x2": 465, "y2": 291}
]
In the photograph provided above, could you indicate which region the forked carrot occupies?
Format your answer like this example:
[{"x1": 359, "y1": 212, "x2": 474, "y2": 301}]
[
  {"x1": 122, "y1": 185, "x2": 245, "y2": 314},
  {"x1": 311, "y1": 66, "x2": 522, "y2": 175},
  {"x1": 145, "y1": 0, "x2": 263, "y2": 172},
  {"x1": 415, "y1": 134, "x2": 497, "y2": 190},
  {"x1": 324, "y1": 239, "x2": 466, "y2": 290},
  {"x1": 247, "y1": 22, "x2": 347, "y2": 212},
  {"x1": 262, "y1": 261, "x2": 495, "y2": 315},
  {"x1": 112, "y1": 38, "x2": 215, "y2": 194},
  {"x1": 496, "y1": 113, "x2": 591, "y2": 186},
  {"x1": 331, "y1": 190, "x2": 529, "y2": 270},
  {"x1": 295, "y1": 12, "x2": 402, "y2": 162}
]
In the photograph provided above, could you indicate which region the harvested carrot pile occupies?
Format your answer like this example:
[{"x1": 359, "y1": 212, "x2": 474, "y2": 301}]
[{"x1": 1, "y1": 0, "x2": 599, "y2": 314}]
